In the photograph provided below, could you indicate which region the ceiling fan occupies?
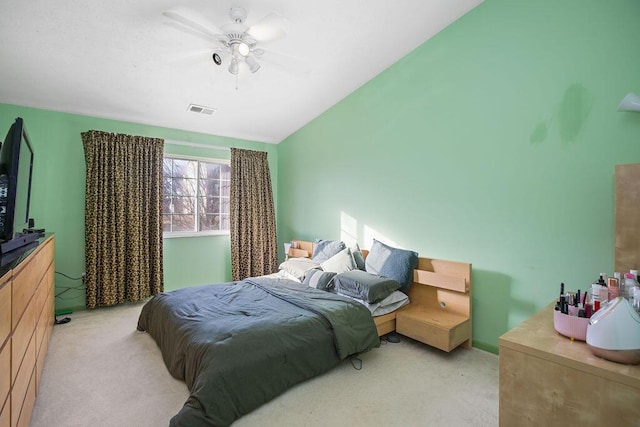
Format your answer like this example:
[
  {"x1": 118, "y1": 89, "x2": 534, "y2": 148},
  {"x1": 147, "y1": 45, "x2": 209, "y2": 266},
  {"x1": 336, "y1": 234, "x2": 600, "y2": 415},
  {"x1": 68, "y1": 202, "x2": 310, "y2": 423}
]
[{"x1": 163, "y1": 5, "x2": 288, "y2": 78}]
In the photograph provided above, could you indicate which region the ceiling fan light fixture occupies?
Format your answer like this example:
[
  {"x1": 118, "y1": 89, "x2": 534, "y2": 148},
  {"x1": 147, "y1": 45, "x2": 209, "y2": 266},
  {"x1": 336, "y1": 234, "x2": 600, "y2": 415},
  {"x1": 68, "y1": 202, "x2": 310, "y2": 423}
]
[
  {"x1": 163, "y1": 5, "x2": 284, "y2": 81},
  {"x1": 238, "y1": 42, "x2": 250, "y2": 57},
  {"x1": 245, "y1": 55, "x2": 260, "y2": 73},
  {"x1": 229, "y1": 58, "x2": 239, "y2": 75}
]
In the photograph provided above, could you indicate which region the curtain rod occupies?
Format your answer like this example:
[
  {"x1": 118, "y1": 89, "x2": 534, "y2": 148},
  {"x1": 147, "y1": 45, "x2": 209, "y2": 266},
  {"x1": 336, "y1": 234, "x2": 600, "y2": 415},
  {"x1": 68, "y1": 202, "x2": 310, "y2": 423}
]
[{"x1": 164, "y1": 139, "x2": 231, "y2": 151}]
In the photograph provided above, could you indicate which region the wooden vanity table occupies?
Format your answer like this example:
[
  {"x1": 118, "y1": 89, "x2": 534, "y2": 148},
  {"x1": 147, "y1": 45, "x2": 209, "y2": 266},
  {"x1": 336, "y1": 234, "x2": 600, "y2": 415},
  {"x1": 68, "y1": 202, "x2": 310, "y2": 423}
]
[{"x1": 499, "y1": 301, "x2": 640, "y2": 426}]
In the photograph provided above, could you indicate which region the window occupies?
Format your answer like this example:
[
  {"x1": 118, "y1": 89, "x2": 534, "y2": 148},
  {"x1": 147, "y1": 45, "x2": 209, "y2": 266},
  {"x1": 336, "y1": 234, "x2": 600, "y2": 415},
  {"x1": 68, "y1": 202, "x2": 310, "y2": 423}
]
[{"x1": 163, "y1": 155, "x2": 230, "y2": 236}]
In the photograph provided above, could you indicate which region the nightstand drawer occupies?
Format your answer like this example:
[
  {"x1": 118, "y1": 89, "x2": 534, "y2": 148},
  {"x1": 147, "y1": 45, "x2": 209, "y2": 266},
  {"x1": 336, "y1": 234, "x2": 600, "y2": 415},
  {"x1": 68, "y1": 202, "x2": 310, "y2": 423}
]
[{"x1": 396, "y1": 307, "x2": 470, "y2": 352}]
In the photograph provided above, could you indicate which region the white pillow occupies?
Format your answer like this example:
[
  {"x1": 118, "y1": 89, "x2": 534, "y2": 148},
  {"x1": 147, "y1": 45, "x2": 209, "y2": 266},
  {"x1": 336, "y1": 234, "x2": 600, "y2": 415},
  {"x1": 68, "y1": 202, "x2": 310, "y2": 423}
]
[
  {"x1": 279, "y1": 258, "x2": 321, "y2": 280},
  {"x1": 321, "y1": 248, "x2": 355, "y2": 273}
]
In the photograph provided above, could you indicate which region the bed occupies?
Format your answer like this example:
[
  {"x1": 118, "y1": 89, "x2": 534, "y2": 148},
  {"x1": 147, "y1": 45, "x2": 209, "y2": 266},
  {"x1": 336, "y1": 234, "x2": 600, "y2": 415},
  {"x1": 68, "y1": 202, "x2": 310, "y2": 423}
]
[
  {"x1": 137, "y1": 276, "x2": 380, "y2": 426},
  {"x1": 138, "y1": 238, "x2": 472, "y2": 426}
]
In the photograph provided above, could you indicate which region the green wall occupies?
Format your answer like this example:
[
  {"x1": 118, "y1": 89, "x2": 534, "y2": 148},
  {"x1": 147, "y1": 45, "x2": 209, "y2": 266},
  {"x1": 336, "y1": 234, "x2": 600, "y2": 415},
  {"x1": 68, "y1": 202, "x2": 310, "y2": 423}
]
[
  {"x1": 0, "y1": 104, "x2": 277, "y2": 312},
  {"x1": 277, "y1": 0, "x2": 640, "y2": 352},
  {"x1": 2, "y1": 0, "x2": 639, "y2": 351}
]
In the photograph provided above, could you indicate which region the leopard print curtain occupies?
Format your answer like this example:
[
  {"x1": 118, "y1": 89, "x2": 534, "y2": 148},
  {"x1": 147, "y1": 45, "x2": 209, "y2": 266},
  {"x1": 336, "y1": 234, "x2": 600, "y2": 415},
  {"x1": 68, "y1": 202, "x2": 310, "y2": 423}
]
[
  {"x1": 230, "y1": 148, "x2": 278, "y2": 280},
  {"x1": 82, "y1": 131, "x2": 164, "y2": 308}
]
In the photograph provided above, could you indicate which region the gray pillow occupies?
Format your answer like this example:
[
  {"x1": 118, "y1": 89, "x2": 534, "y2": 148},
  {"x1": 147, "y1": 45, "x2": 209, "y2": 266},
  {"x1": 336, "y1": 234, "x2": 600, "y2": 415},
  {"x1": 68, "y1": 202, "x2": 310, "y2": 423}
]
[
  {"x1": 303, "y1": 269, "x2": 337, "y2": 290},
  {"x1": 334, "y1": 270, "x2": 400, "y2": 303},
  {"x1": 365, "y1": 239, "x2": 418, "y2": 293},
  {"x1": 312, "y1": 239, "x2": 345, "y2": 263},
  {"x1": 347, "y1": 241, "x2": 366, "y2": 270}
]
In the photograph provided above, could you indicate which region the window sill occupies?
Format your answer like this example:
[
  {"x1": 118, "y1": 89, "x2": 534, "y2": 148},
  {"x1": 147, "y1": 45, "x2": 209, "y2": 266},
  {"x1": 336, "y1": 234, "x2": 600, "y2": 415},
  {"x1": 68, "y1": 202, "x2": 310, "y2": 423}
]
[{"x1": 163, "y1": 231, "x2": 229, "y2": 239}]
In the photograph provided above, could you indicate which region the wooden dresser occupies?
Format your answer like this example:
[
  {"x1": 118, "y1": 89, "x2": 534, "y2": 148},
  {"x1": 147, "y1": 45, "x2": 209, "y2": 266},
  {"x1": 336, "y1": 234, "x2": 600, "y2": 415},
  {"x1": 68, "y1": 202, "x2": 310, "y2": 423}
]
[
  {"x1": 0, "y1": 235, "x2": 55, "y2": 427},
  {"x1": 499, "y1": 301, "x2": 640, "y2": 426}
]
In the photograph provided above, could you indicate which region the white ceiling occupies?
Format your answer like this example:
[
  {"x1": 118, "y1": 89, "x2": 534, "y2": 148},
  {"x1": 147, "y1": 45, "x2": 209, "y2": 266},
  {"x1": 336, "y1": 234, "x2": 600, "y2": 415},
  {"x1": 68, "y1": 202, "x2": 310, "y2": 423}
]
[{"x1": 0, "y1": 1, "x2": 482, "y2": 144}]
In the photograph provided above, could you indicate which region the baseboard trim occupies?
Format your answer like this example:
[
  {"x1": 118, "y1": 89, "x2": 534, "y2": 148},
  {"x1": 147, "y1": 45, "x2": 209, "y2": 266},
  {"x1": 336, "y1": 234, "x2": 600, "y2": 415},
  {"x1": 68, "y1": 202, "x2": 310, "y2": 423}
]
[
  {"x1": 55, "y1": 304, "x2": 85, "y2": 315},
  {"x1": 473, "y1": 340, "x2": 499, "y2": 355}
]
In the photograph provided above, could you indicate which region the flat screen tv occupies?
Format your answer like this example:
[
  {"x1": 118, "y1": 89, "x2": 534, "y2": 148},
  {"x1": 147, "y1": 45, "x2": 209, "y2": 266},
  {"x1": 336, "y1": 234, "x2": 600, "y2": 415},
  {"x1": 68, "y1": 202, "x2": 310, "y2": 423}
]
[{"x1": 0, "y1": 117, "x2": 39, "y2": 254}]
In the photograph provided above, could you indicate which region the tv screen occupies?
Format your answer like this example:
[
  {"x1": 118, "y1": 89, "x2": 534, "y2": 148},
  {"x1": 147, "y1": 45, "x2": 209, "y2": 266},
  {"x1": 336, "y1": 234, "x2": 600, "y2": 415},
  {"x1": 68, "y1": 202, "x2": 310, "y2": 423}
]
[{"x1": 0, "y1": 117, "x2": 36, "y2": 253}]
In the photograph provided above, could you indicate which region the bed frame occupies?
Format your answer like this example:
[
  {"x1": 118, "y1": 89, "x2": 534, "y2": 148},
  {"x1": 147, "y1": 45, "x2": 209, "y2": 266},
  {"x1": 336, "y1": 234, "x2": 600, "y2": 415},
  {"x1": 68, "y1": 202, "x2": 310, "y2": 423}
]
[{"x1": 287, "y1": 240, "x2": 472, "y2": 352}]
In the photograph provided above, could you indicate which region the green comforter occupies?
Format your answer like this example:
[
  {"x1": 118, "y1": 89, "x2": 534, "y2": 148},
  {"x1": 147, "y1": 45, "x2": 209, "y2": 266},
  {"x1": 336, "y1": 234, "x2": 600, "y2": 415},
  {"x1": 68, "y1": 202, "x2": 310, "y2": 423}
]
[{"x1": 137, "y1": 276, "x2": 380, "y2": 426}]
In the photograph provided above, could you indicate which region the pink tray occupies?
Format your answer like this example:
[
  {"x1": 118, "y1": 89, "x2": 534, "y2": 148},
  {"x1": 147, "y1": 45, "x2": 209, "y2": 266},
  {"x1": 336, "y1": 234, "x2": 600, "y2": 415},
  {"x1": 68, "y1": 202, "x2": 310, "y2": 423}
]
[{"x1": 553, "y1": 310, "x2": 589, "y2": 341}]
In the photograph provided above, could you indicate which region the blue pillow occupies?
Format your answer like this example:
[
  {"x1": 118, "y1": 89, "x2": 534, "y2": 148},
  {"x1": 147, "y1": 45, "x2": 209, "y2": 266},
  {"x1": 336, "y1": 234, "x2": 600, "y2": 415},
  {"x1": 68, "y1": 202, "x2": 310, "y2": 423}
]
[
  {"x1": 312, "y1": 240, "x2": 345, "y2": 263},
  {"x1": 365, "y1": 239, "x2": 418, "y2": 293}
]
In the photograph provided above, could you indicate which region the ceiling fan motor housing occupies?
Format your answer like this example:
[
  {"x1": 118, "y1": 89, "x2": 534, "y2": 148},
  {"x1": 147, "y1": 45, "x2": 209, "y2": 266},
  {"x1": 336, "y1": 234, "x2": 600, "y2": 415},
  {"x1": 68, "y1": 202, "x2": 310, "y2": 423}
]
[{"x1": 229, "y1": 7, "x2": 247, "y2": 23}]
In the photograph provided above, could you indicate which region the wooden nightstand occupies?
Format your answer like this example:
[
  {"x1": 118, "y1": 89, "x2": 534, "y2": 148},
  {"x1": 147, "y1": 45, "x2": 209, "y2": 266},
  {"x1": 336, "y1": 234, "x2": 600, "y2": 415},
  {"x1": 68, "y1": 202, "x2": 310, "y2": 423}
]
[{"x1": 396, "y1": 258, "x2": 472, "y2": 352}]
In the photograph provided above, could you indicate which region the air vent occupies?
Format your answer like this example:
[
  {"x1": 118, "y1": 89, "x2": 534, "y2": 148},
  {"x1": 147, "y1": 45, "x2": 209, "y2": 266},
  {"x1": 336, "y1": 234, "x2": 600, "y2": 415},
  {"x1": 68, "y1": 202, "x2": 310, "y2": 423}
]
[{"x1": 188, "y1": 104, "x2": 217, "y2": 116}]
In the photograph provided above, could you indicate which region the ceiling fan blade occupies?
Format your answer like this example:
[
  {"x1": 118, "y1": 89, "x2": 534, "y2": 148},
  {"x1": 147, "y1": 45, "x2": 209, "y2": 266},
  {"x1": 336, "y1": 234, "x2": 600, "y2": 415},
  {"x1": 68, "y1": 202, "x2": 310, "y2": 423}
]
[
  {"x1": 258, "y1": 48, "x2": 310, "y2": 75},
  {"x1": 163, "y1": 7, "x2": 222, "y2": 40},
  {"x1": 164, "y1": 21, "x2": 220, "y2": 45},
  {"x1": 164, "y1": 47, "x2": 218, "y2": 64},
  {"x1": 247, "y1": 12, "x2": 289, "y2": 43}
]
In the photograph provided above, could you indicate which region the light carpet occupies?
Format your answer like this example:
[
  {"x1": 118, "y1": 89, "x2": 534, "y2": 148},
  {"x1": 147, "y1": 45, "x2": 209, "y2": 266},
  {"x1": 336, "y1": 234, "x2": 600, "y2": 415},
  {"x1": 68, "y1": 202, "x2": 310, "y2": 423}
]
[{"x1": 31, "y1": 302, "x2": 498, "y2": 427}]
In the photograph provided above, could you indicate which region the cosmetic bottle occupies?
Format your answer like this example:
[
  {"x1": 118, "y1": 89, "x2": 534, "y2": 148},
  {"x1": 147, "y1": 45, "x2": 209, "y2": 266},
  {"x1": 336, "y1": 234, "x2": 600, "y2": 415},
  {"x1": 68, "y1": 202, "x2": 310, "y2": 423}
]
[
  {"x1": 608, "y1": 277, "x2": 619, "y2": 301},
  {"x1": 568, "y1": 298, "x2": 579, "y2": 316},
  {"x1": 622, "y1": 273, "x2": 638, "y2": 297},
  {"x1": 614, "y1": 272, "x2": 622, "y2": 296},
  {"x1": 598, "y1": 275, "x2": 608, "y2": 306},
  {"x1": 591, "y1": 283, "x2": 602, "y2": 312},
  {"x1": 584, "y1": 301, "x2": 593, "y2": 318},
  {"x1": 622, "y1": 273, "x2": 639, "y2": 308}
]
